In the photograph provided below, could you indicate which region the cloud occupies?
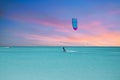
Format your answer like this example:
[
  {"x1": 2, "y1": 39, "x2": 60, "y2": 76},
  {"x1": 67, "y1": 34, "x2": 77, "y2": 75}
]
[
  {"x1": 6, "y1": 14, "x2": 68, "y2": 28},
  {"x1": 109, "y1": 10, "x2": 120, "y2": 15},
  {"x1": 19, "y1": 30, "x2": 120, "y2": 46},
  {"x1": 8, "y1": 15, "x2": 112, "y2": 34},
  {"x1": 2, "y1": 12, "x2": 120, "y2": 46}
]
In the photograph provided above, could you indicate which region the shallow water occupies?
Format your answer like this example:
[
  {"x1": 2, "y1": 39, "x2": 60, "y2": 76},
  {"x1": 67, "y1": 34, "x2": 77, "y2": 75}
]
[{"x1": 0, "y1": 46, "x2": 120, "y2": 80}]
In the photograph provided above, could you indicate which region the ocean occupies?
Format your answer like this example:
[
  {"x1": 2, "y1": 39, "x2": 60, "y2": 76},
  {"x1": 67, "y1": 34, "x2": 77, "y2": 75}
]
[{"x1": 0, "y1": 46, "x2": 120, "y2": 80}]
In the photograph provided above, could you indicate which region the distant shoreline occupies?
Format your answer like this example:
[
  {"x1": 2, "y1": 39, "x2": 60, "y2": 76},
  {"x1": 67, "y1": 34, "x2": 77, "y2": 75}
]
[{"x1": 0, "y1": 46, "x2": 120, "y2": 48}]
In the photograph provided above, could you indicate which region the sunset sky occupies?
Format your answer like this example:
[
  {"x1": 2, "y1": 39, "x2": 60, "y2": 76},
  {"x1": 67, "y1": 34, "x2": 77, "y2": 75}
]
[{"x1": 0, "y1": 0, "x2": 120, "y2": 46}]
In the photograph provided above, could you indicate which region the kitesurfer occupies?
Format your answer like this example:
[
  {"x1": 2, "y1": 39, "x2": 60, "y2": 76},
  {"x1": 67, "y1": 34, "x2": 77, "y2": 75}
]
[{"x1": 62, "y1": 47, "x2": 66, "y2": 52}]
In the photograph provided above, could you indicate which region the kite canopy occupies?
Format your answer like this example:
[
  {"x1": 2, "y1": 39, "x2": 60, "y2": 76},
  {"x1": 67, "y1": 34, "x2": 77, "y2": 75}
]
[{"x1": 72, "y1": 18, "x2": 78, "y2": 30}]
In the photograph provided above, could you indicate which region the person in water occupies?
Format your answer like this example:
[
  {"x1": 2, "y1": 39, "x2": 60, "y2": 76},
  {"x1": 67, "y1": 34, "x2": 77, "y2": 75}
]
[{"x1": 62, "y1": 47, "x2": 66, "y2": 52}]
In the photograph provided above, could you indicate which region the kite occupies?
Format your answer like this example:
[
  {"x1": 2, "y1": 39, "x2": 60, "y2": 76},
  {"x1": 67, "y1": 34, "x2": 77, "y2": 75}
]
[{"x1": 72, "y1": 18, "x2": 78, "y2": 30}]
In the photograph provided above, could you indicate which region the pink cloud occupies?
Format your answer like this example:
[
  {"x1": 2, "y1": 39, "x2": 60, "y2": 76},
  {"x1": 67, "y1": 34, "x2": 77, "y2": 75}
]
[
  {"x1": 7, "y1": 14, "x2": 69, "y2": 29},
  {"x1": 109, "y1": 10, "x2": 120, "y2": 15},
  {"x1": 6, "y1": 14, "x2": 116, "y2": 34},
  {"x1": 4, "y1": 14, "x2": 120, "y2": 46},
  {"x1": 20, "y1": 31, "x2": 120, "y2": 46}
]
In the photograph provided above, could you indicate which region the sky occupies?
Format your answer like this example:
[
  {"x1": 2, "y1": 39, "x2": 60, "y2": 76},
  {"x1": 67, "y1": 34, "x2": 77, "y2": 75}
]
[{"x1": 0, "y1": 0, "x2": 120, "y2": 46}]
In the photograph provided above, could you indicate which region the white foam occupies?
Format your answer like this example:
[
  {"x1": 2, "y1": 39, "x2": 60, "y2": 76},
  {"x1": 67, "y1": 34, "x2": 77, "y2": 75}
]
[
  {"x1": 67, "y1": 50, "x2": 77, "y2": 52},
  {"x1": 4, "y1": 47, "x2": 10, "y2": 48}
]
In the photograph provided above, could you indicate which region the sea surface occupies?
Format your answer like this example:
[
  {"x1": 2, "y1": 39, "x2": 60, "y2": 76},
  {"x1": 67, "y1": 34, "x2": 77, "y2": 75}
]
[{"x1": 0, "y1": 46, "x2": 120, "y2": 80}]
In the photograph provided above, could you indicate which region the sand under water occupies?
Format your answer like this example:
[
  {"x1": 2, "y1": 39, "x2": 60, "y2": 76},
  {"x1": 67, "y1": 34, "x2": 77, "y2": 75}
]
[{"x1": 0, "y1": 46, "x2": 120, "y2": 80}]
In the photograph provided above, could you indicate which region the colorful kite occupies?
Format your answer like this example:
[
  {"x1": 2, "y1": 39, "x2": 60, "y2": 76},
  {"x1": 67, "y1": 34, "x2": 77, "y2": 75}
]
[{"x1": 72, "y1": 18, "x2": 78, "y2": 30}]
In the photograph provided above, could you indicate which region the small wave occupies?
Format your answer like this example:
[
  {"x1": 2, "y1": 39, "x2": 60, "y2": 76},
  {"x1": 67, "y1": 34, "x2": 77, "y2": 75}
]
[
  {"x1": 67, "y1": 50, "x2": 77, "y2": 52},
  {"x1": 4, "y1": 47, "x2": 10, "y2": 48}
]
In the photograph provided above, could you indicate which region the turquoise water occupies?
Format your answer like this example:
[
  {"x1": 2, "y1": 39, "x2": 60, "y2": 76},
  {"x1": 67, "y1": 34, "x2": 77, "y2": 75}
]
[{"x1": 0, "y1": 46, "x2": 120, "y2": 80}]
